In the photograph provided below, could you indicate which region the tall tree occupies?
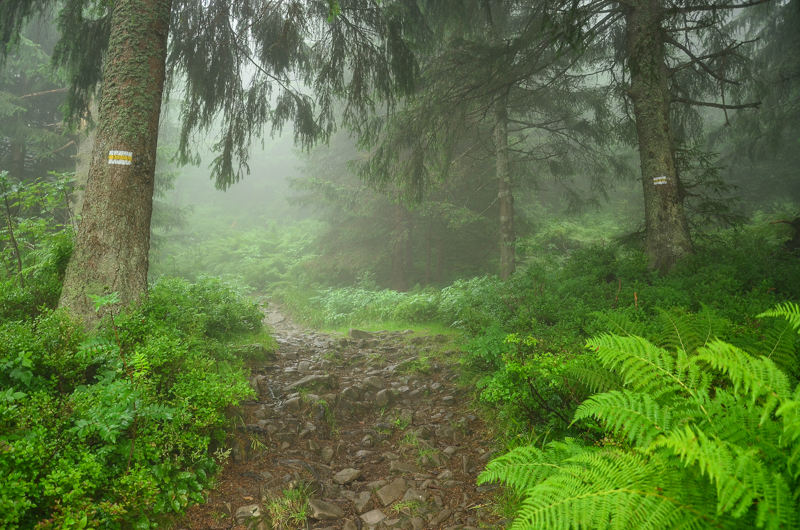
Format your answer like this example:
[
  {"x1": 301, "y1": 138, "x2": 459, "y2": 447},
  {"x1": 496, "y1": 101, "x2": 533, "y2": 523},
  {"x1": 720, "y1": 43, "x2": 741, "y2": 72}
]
[{"x1": 57, "y1": 0, "x2": 173, "y2": 320}]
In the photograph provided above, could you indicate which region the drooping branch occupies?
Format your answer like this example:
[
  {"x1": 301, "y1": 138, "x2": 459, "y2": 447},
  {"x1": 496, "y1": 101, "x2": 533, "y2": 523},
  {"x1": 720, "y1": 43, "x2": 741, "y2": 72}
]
[
  {"x1": 672, "y1": 96, "x2": 761, "y2": 110},
  {"x1": 665, "y1": 35, "x2": 743, "y2": 85},
  {"x1": 666, "y1": 0, "x2": 773, "y2": 15}
]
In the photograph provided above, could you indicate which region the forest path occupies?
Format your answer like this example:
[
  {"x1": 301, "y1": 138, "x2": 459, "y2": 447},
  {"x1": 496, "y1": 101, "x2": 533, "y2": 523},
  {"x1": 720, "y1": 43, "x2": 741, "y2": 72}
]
[{"x1": 181, "y1": 305, "x2": 504, "y2": 530}]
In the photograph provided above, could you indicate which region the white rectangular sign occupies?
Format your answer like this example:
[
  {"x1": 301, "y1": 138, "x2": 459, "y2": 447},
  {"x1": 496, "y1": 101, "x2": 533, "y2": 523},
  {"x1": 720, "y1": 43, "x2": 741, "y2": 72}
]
[
  {"x1": 653, "y1": 175, "x2": 668, "y2": 185},
  {"x1": 108, "y1": 150, "x2": 132, "y2": 165}
]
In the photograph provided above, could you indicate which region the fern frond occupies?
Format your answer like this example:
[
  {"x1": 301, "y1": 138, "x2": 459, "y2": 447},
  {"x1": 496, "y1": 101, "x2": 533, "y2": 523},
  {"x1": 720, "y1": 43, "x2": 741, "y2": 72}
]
[
  {"x1": 565, "y1": 356, "x2": 625, "y2": 394},
  {"x1": 478, "y1": 439, "x2": 589, "y2": 493},
  {"x1": 696, "y1": 304, "x2": 730, "y2": 348},
  {"x1": 656, "y1": 426, "x2": 797, "y2": 528},
  {"x1": 591, "y1": 311, "x2": 646, "y2": 337},
  {"x1": 510, "y1": 449, "x2": 715, "y2": 530},
  {"x1": 696, "y1": 341, "x2": 792, "y2": 423},
  {"x1": 758, "y1": 302, "x2": 800, "y2": 333},
  {"x1": 754, "y1": 320, "x2": 798, "y2": 375},
  {"x1": 574, "y1": 390, "x2": 700, "y2": 447},
  {"x1": 587, "y1": 334, "x2": 703, "y2": 398},
  {"x1": 658, "y1": 309, "x2": 704, "y2": 355}
]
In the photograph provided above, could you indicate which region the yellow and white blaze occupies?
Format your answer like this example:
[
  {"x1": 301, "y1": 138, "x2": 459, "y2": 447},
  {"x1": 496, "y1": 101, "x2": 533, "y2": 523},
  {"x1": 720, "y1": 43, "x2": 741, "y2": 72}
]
[
  {"x1": 653, "y1": 175, "x2": 668, "y2": 186},
  {"x1": 108, "y1": 150, "x2": 133, "y2": 166}
]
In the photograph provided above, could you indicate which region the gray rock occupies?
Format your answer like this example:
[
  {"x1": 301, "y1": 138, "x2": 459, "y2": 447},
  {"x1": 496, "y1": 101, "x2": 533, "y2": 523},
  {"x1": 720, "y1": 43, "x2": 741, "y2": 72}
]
[
  {"x1": 430, "y1": 509, "x2": 453, "y2": 527},
  {"x1": 435, "y1": 426, "x2": 454, "y2": 439},
  {"x1": 360, "y1": 509, "x2": 388, "y2": 526},
  {"x1": 437, "y1": 470, "x2": 454, "y2": 480},
  {"x1": 321, "y1": 446, "x2": 335, "y2": 463},
  {"x1": 341, "y1": 386, "x2": 361, "y2": 400},
  {"x1": 382, "y1": 452, "x2": 400, "y2": 461},
  {"x1": 343, "y1": 520, "x2": 358, "y2": 530},
  {"x1": 443, "y1": 446, "x2": 459, "y2": 455},
  {"x1": 235, "y1": 504, "x2": 261, "y2": 524},
  {"x1": 298, "y1": 361, "x2": 313, "y2": 372},
  {"x1": 375, "y1": 389, "x2": 394, "y2": 407},
  {"x1": 355, "y1": 449, "x2": 373, "y2": 459},
  {"x1": 411, "y1": 516, "x2": 425, "y2": 530},
  {"x1": 366, "y1": 479, "x2": 388, "y2": 491},
  {"x1": 350, "y1": 329, "x2": 374, "y2": 340},
  {"x1": 363, "y1": 376, "x2": 385, "y2": 391},
  {"x1": 284, "y1": 374, "x2": 335, "y2": 392},
  {"x1": 389, "y1": 461, "x2": 420, "y2": 474},
  {"x1": 431, "y1": 382, "x2": 443, "y2": 391},
  {"x1": 399, "y1": 410, "x2": 414, "y2": 425},
  {"x1": 333, "y1": 468, "x2": 362, "y2": 485},
  {"x1": 461, "y1": 455, "x2": 470, "y2": 474},
  {"x1": 285, "y1": 397, "x2": 302, "y2": 412},
  {"x1": 308, "y1": 499, "x2": 345, "y2": 520},
  {"x1": 376, "y1": 478, "x2": 407, "y2": 506},
  {"x1": 354, "y1": 491, "x2": 374, "y2": 514},
  {"x1": 401, "y1": 489, "x2": 429, "y2": 503}
]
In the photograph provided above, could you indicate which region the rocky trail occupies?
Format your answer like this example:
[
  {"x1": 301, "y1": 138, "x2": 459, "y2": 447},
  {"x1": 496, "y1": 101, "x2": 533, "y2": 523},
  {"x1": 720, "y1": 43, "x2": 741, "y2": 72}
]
[{"x1": 181, "y1": 306, "x2": 503, "y2": 530}]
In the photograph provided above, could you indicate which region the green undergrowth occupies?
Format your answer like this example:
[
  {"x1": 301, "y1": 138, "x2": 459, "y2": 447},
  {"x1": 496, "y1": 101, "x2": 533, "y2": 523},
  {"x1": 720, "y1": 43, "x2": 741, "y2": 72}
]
[
  {"x1": 480, "y1": 303, "x2": 800, "y2": 530},
  {"x1": 0, "y1": 276, "x2": 271, "y2": 530}
]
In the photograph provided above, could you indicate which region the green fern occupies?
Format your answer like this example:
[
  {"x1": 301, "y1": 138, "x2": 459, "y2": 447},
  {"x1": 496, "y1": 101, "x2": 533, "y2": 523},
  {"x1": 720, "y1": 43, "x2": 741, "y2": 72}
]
[
  {"x1": 485, "y1": 302, "x2": 800, "y2": 530},
  {"x1": 758, "y1": 302, "x2": 800, "y2": 332}
]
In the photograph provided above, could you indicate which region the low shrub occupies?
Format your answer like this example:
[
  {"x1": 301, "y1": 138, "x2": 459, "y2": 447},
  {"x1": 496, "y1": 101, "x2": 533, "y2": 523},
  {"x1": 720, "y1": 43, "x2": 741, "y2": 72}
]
[{"x1": 0, "y1": 277, "x2": 263, "y2": 529}]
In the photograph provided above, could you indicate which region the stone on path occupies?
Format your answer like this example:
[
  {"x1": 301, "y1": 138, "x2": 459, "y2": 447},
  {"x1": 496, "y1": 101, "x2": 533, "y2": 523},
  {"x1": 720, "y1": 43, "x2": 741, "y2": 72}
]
[
  {"x1": 333, "y1": 468, "x2": 362, "y2": 484},
  {"x1": 376, "y1": 478, "x2": 406, "y2": 506},
  {"x1": 321, "y1": 446, "x2": 335, "y2": 463},
  {"x1": 430, "y1": 509, "x2": 453, "y2": 527},
  {"x1": 411, "y1": 516, "x2": 425, "y2": 530},
  {"x1": 308, "y1": 499, "x2": 345, "y2": 520},
  {"x1": 375, "y1": 389, "x2": 394, "y2": 407},
  {"x1": 284, "y1": 374, "x2": 335, "y2": 392},
  {"x1": 360, "y1": 508, "x2": 388, "y2": 526},
  {"x1": 389, "y1": 461, "x2": 420, "y2": 474},
  {"x1": 363, "y1": 376, "x2": 385, "y2": 391},
  {"x1": 234, "y1": 504, "x2": 261, "y2": 524},
  {"x1": 343, "y1": 520, "x2": 358, "y2": 530},
  {"x1": 350, "y1": 329, "x2": 374, "y2": 340},
  {"x1": 401, "y1": 489, "x2": 429, "y2": 503},
  {"x1": 353, "y1": 491, "x2": 374, "y2": 514}
]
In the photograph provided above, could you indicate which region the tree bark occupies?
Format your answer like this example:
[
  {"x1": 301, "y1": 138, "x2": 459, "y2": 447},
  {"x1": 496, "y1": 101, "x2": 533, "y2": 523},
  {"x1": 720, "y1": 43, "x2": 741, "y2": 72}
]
[
  {"x1": 70, "y1": 98, "x2": 99, "y2": 231},
  {"x1": 425, "y1": 222, "x2": 432, "y2": 285},
  {"x1": 495, "y1": 93, "x2": 516, "y2": 280},
  {"x1": 436, "y1": 240, "x2": 444, "y2": 284},
  {"x1": 391, "y1": 203, "x2": 408, "y2": 292},
  {"x1": 625, "y1": 0, "x2": 692, "y2": 273},
  {"x1": 405, "y1": 219, "x2": 414, "y2": 286},
  {"x1": 59, "y1": 0, "x2": 173, "y2": 322}
]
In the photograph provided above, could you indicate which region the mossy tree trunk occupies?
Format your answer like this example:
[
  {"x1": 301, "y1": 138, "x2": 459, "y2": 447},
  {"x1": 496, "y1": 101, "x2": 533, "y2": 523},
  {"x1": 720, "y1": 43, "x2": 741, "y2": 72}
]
[
  {"x1": 59, "y1": 0, "x2": 173, "y2": 322},
  {"x1": 391, "y1": 203, "x2": 408, "y2": 292},
  {"x1": 625, "y1": 0, "x2": 692, "y2": 273},
  {"x1": 495, "y1": 93, "x2": 515, "y2": 280}
]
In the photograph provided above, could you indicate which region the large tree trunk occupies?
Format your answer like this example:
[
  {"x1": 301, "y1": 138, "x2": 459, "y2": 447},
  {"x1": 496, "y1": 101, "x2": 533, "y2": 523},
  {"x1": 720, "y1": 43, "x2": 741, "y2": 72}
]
[
  {"x1": 436, "y1": 240, "x2": 444, "y2": 284},
  {"x1": 391, "y1": 203, "x2": 408, "y2": 292},
  {"x1": 59, "y1": 0, "x2": 173, "y2": 322},
  {"x1": 405, "y1": 219, "x2": 414, "y2": 286},
  {"x1": 70, "y1": 98, "x2": 100, "y2": 230},
  {"x1": 625, "y1": 0, "x2": 692, "y2": 273},
  {"x1": 495, "y1": 93, "x2": 515, "y2": 280}
]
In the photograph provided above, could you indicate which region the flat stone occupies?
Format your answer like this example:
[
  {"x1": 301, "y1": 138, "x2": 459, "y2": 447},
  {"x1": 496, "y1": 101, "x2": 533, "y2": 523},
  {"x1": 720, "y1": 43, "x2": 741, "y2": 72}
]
[
  {"x1": 284, "y1": 374, "x2": 334, "y2": 392},
  {"x1": 399, "y1": 410, "x2": 414, "y2": 425},
  {"x1": 401, "y1": 489, "x2": 429, "y2": 503},
  {"x1": 308, "y1": 499, "x2": 345, "y2": 520},
  {"x1": 435, "y1": 426, "x2": 454, "y2": 439},
  {"x1": 235, "y1": 504, "x2": 261, "y2": 524},
  {"x1": 350, "y1": 329, "x2": 374, "y2": 340},
  {"x1": 355, "y1": 449, "x2": 373, "y2": 459},
  {"x1": 411, "y1": 516, "x2": 425, "y2": 530},
  {"x1": 285, "y1": 397, "x2": 301, "y2": 412},
  {"x1": 382, "y1": 452, "x2": 400, "y2": 461},
  {"x1": 389, "y1": 461, "x2": 420, "y2": 474},
  {"x1": 333, "y1": 468, "x2": 362, "y2": 485},
  {"x1": 321, "y1": 446, "x2": 335, "y2": 463},
  {"x1": 343, "y1": 520, "x2": 358, "y2": 530},
  {"x1": 437, "y1": 470, "x2": 454, "y2": 480},
  {"x1": 376, "y1": 478, "x2": 406, "y2": 506},
  {"x1": 354, "y1": 491, "x2": 374, "y2": 514},
  {"x1": 443, "y1": 446, "x2": 459, "y2": 455},
  {"x1": 360, "y1": 509, "x2": 388, "y2": 526},
  {"x1": 375, "y1": 389, "x2": 394, "y2": 407},
  {"x1": 430, "y1": 509, "x2": 453, "y2": 527},
  {"x1": 363, "y1": 376, "x2": 385, "y2": 391},
  {"x1": 366, "y1": 479, "x2": 388, "y2": 491}
]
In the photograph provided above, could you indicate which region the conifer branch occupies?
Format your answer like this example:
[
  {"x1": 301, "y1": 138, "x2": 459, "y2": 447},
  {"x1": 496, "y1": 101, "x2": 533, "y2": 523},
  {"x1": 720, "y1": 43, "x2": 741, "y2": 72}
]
[{"x1": 671, "y1": 97, "x2": 761, "y2": 110}]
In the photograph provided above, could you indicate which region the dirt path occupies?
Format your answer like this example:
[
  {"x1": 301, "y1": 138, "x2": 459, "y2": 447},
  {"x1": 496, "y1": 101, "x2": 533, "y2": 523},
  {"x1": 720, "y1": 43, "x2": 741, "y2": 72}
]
[{"x1": 181, "y1": 306, "x2": 502, "y2": 530}]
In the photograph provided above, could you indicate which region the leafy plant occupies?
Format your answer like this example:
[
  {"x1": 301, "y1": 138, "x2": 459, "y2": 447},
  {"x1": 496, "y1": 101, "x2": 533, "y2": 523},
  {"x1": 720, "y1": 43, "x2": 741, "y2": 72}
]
[{"x1": 479, "y1": 303, "x2": 800, "y2": 530}]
